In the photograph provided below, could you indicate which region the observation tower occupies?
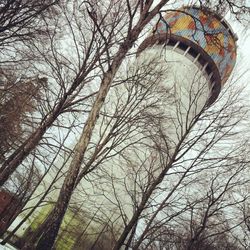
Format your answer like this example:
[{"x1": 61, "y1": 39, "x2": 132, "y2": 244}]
[
  {"x1": 72, "y1": 6, "x2": 238, "y2": 248},
  {"x1": 17, "y1": 6, "x2": 238, "y2": 249}
]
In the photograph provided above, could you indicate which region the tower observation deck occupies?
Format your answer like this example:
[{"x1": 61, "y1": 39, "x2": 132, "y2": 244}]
[{"x1": 138, "y1": 6, "x2": 237, "y2": 104}]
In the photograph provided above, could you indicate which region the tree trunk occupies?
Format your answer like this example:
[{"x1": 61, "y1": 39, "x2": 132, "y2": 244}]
[
  {"x1": 10, "y1": 2, "x2": 170, "y2": 249},
  {"x1": 35, "y1": 23, "x2": 147, "y2": 250},
  {"x1": 35, "y1": 69, "x2": 119, "y2": 249},
  {"x1": 21, "y1": 216, "x2": 51, "y2": 250}
]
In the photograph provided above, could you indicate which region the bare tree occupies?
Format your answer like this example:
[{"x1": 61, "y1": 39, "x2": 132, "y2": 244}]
[
  {"x1": 1, "y1": 1, "x2": 250, "y2": 250},
  {"x1": 0, "y1": 0, "x2": 248, "y2": 185},
  {"x1": 16, "y1": 1, "x2": 180, "y2": 249},
  {"x1": 0, "y1": 0, "x2": 59, "y2": 49},
  {"x1": 0, "y1": 74, "x2": 47, "y2": 162}
]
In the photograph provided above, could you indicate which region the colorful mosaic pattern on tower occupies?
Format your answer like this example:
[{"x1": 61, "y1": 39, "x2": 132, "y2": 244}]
[{"x1": 156, "y1": 7, "x2": 237, "y2": 84}]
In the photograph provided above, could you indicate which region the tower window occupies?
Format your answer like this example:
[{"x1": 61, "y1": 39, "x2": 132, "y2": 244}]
[
  {"x1": 188, "y1": 47, "x2": 198, "y2": 59},
  {"x1": 198, "y1": 56, "x2": 206, "y2": 67},
  {"x1": 177, "y1": 42, "x2": 188, "y2": 52},
  {"x1": 205, "y1": 65, "x2": 212, "y2": 76}
]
